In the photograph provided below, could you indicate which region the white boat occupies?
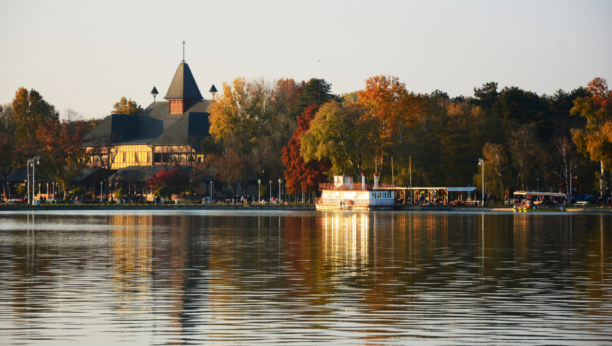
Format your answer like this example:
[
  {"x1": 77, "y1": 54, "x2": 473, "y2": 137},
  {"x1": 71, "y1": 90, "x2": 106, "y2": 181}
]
[{"x1": 315, "y1": 175, "x2": 395, "y2": 211}]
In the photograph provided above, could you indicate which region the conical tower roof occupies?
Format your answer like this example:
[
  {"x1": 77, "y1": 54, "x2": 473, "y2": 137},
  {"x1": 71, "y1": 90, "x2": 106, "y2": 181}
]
[{"x1": 164, "y1": 62, "x2": 203, "y2": 100}]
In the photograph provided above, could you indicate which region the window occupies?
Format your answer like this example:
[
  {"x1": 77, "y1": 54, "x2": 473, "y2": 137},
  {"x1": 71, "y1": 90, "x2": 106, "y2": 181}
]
[
  {"x1": 134, "y1": 153, "x2": 139, "y2": 163},
  {"x1": 147, "y1": 153, "x2": 151, "y2": 163},
  {"x1": 123, "y1": 152, "x2": 126, "y2": 162}
]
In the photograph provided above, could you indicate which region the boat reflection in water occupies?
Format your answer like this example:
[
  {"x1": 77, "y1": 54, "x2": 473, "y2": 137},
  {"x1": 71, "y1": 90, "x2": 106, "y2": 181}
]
[{"x1": 0, "y1": 211, "x2": 610, "y2": 345}]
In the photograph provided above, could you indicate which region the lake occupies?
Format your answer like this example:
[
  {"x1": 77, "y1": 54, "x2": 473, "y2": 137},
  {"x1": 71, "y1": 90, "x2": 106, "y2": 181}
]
[{"x1": 0, "y1": 211, "x2": 610, "y2": 345}]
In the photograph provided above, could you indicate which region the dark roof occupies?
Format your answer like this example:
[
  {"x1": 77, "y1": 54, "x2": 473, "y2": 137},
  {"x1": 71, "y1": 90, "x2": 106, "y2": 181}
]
[
  {"x1": 83, "y1": 114, "x2": 139, "y2": 146},
  {"x1": 164, "y1": 63, "x2": 203, "y2": 100},
  {"x1": 7, "y1": 167, "x2": 100, "y2": 183},
  {"x1": 149, "y1": 111, "x2": 210, "y2": 149},
  {"x1": 84, "y1": 100, "x2": 211, "y2": 147}
]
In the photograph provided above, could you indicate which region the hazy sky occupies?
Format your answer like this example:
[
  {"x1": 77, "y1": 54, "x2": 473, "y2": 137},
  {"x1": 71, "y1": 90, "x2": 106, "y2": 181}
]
[{"x1": 1, "y1": 0, "x2": 611, "y2": 119}]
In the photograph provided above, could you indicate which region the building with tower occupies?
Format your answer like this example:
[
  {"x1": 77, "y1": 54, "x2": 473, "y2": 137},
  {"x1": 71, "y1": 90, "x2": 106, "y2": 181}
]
[{"x1": 83, "y1": 60, "x2": 217, "y2": 171}]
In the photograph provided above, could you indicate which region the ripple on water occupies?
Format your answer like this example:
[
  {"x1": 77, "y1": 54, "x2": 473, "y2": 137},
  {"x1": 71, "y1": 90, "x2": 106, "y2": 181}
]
[{"x1": 0, "y1": 211, "x2": 610, "y2": 345}]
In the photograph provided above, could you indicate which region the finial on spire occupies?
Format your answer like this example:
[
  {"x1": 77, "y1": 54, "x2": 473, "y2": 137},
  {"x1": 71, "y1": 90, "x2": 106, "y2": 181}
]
[
  {"x1": 182, "y1": 41, "x2": 185, "y2": 63},
  {"x1": 151, "y1": 86, "x2": 159, "y2": 101}
]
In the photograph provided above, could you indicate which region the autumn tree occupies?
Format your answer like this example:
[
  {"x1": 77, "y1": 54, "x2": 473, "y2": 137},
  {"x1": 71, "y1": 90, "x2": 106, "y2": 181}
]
[
  {"x1": 357, "y1": 75, "x2": 430, "y2": 180},
  {"x1": 112, "y1": 97, "x2": 143, "y2": 115},
  {"x1": 476, "y1": 143, "x2": 510, "y2": 199},
  {"x1": 571, "y1": 77, "x2": 612, "y2": 198},
  {"x1": 12, "y1": 87, "x2": 59, "y2": 150},
  {"x1": 301, "y1": 101, "x2": 380, "y2": 177},
  {"x1": 36, "y1": 120, "x2": 87, "y2": 199},
  {"x1": 507, "y1": 124, "x2": 541, "y2": 190},
  {"x1": 0, "y1": 132, "x2": 22, "y2": 199},
  {"x1": 147, "y1": 167, "x2": 190, "y2": 195},
  {"x1": 202, "y1": 148, "x2": 243, "y2": 197},
  {"x1": 282, "y1": 105, "x2": 331, "y2": 201}
]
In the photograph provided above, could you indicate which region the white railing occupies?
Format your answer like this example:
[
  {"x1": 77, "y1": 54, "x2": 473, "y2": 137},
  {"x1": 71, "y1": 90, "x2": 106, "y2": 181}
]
[{"x1": 315, "y1": 198, "x2": 394, "y2": 206}]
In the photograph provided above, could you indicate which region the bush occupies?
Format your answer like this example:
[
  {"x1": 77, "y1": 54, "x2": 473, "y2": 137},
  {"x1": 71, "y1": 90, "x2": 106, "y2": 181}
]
[
  {"x1": 154, "y1": 187, "x2": 172, "y2": 199},
  {"x1": 115, "y1": 188, "x2": 128, "y2": 198},
  {"x1": 70, "y1": 188, "x2": 86, "y2": 197}
]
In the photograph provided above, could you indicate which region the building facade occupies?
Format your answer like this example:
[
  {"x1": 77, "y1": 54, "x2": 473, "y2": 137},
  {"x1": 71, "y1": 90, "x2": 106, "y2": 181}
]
[{"x1": 83, "y1": 60, "x2": 214, "y2": 170}]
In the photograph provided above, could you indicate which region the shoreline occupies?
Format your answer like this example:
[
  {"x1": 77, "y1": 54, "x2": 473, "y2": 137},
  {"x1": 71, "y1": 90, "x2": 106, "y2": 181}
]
[{"x1": 0, "y1": 204, "x2": 611, "y2": 214}]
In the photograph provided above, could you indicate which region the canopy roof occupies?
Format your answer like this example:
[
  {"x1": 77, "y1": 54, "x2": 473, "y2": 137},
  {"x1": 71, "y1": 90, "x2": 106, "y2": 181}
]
[{"x1": 513, "y1": 191, "x2": 566, "y2": 197}]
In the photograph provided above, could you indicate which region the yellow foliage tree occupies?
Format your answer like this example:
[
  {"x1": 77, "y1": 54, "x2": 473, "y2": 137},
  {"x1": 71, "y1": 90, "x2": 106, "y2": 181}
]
[
  {"x1": 571, "y1": 77, "x2": 612, "y2": 197},
  {"x1": 112, "y1": 97, "x2": 143, "y2": 115}
]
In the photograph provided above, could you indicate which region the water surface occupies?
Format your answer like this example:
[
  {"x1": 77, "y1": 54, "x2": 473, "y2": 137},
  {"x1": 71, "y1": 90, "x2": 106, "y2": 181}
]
[{"x1": 0, "y1": 211, "x2": 610, "y2": 345}]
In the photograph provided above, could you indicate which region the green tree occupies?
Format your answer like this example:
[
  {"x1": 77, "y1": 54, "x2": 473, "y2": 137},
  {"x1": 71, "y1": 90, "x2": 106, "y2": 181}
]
[
  {"x1": 292, "y1": 78, "x2": 340, "y2": 118},
  {"x1": 301, "y1": 101, "x2": 380, "y2": 176},
  {"x1": 472, "y1": 82, "x2": 499, "y2": 112},
  {"x1": 112, "y1": 97, "x2": 143, "y2": 115}
]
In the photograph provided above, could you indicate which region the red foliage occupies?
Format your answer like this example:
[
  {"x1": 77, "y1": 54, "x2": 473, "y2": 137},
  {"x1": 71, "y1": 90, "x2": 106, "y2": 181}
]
[
  {"x1": 147, "y1": 167, "x2": 190, "y2": 194},
  {"x1": 282, "y1": 105, "x2": 331, "y2": 194}
]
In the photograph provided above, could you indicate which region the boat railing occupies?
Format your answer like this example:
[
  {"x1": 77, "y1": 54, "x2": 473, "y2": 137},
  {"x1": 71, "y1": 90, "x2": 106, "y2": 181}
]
[
  {"x1": 315, "y1": 198, "x2": 395, "y2": 206},
  {"x1": 318, "y1": 183, "x2": 396, "y2": 190}
]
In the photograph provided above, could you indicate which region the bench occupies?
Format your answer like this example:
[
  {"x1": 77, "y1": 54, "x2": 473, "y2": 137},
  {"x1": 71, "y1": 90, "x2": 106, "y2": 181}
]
[{"x1": 575, "y1": 201, "x2": 588, "y2": 207}]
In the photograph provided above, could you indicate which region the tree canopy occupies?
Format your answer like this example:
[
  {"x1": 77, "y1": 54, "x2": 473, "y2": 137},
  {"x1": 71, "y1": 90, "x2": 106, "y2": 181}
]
[{"x1": 112, "y1": 97, "x2": 143, "y2": 115}]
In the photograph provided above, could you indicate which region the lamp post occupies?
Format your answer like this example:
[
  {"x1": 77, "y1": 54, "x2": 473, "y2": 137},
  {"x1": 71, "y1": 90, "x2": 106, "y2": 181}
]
[
  {"x1": 6, "y1": 182, "x2": 9, "y2": 200},
  {"x1": 269, "y1": 180, "x2": 272, "y2": 201},
  {"x1": 257, "y1": 179, "x2": 261, "y2": 202},
  {"x1": 26, "y1": 161, "x2": 30, "y2": 204},
  {"x1": 210, "y1": 181, "x2": 213, "y2": 201},
  {"x1": 478, "y1": 158, "x2": 484, "y2": 206},
  {"x1": 100, "y1": 182, "x2": 103, "y2": 203},
  {"x1": 31, "y1": 156, "x2": 39, "y2": 205},
  {"x1": 278, "y1": 178, "x2": 282, "y2": 202},
  {"x1": 537, "y1": 178, "x2": 539, "y2": 192}
]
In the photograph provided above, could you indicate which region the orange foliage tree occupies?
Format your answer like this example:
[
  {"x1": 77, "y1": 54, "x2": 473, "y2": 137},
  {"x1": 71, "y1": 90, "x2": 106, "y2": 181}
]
[{"x1": 356, "y1": 76, "x2": 430, "y2": 177}]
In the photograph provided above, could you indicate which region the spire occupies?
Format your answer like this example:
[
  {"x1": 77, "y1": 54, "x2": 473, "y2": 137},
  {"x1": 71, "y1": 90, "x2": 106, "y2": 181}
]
[{"x1": 164, "y1": 62, "x2": 203, "y2": 100}]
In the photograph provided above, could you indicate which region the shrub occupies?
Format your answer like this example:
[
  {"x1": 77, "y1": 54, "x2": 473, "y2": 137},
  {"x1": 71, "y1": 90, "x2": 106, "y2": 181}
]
[
  {"x1": 154, "y1": 186, "x2": 172, "y2": 199},
  {"x1": 115, "y1": 188, "x2": 128, "y2": 198},
  {"x1": 70, "y1": 188, "x2": 86, "y2": 197}
]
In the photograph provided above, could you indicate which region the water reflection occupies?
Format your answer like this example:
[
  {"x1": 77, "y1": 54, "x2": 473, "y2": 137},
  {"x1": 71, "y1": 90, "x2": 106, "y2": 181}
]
[{"x1": 0, "y1": 211, "x2": 610, "y2": 344}]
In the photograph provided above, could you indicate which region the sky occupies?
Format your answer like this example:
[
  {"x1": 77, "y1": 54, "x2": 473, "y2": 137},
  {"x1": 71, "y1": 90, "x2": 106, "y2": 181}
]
[{"x1": 1, "y1": 0, "x2": 611, "y2": 119}]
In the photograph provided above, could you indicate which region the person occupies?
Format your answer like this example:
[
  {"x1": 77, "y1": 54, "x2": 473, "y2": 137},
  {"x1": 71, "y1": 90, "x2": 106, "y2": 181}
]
[
  {"x1": 598, "y1": 195, "x2": 603, "y2": 208},
  {"x1": 607, "y1": 195, "x2": 611, "y2": 208}
]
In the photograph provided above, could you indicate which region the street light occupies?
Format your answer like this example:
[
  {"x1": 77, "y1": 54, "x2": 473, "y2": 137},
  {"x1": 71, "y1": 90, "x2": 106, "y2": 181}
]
[
  {"x1": 478, "y1": 158, "x2": 484, "y2": 206},
  {"x1": 278, "y1": 178, "x2": 282, "y2": 202},
  {"x1": 269, "y1": 180, "x2": 272, "y2": 202},
  {"x1": 210, "y1": 181, "x2": 213, "y2": 201},
  {"x1": 257, "y1": 179, "x2": 261, "y2": 202},
  {"x1": 26, "y1": 156, "x2": 40, "y2": 205},
  {"x1": 100, "y1": 181, "x2": 103, "y2": 203},
  {"x1": 537, "y1": 178, "x2": 539, "y2": 192},
  {"x1": 6, "y1": 182, "x2": 9, "y2": 200}
]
